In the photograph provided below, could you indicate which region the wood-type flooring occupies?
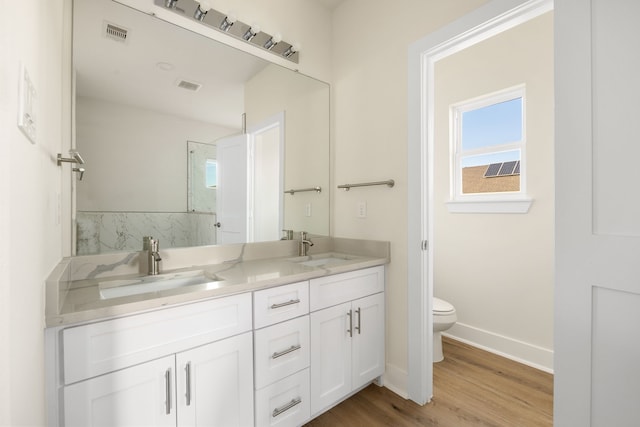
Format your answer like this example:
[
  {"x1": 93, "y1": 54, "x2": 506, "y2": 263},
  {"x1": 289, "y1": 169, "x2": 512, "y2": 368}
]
[{"x1": 304, "y1": 337, "x2": 553, "y2": 427}]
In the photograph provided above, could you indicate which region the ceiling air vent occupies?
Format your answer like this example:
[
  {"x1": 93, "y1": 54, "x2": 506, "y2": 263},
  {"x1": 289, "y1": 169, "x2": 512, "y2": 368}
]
[
  {"x1": 103, "y1": 21, "x2": 129, "y2": 43},
  {"x1": 176, "y1": 79, "x2": 202, "y2": 92}
]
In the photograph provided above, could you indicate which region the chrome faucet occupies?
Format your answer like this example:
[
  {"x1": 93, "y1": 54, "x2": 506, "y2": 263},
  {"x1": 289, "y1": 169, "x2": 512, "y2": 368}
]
[
  {"x1": 298, "y1": 231, "x2": 314, "y2": 256},
  {"x1": 143, "y1": 236, "x2": 162, "y2": 275}
]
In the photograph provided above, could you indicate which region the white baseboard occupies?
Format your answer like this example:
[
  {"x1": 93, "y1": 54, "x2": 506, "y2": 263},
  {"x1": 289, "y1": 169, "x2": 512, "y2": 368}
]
[
  {"x1": 382, "y1": 363, "x2": 409, "y2": 398},
  {"x1": 444, "y1": 322, "x2": 554, "y2": 373}
]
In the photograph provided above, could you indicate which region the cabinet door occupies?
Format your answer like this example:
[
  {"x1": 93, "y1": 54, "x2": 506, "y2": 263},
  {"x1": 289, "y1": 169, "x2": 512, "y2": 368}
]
[
  {"x1": 309, "y1": 302, "x2": 352, "y2": 416},
  {"x1": 176, "y1": 332, "x2": 254, "y2": 427},
  {"x1": 63, "y1": 356, "x2": 176, "y2": 427},
  {"x1": 351, "y1": 292, "x2": 385, "y2": 390}
]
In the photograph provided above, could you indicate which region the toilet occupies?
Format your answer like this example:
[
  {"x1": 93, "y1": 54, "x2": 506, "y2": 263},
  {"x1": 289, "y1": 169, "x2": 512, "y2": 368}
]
[{"x1": 433, "y1": 297, "x2": 457, "y2": 362}]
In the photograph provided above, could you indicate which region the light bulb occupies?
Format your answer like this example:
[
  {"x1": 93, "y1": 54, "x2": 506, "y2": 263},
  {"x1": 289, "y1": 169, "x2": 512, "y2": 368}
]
[
  {"x1": 194, "y1": 0, "x2": 212, "y2": 20},
  {"x1": 283, "y1": 42, "x2": 301, "y2": 58},
  {"x1": 198, "y1": 1, "x2": 212, "y2": 11},
  {"x1": 243, "y1": 24, "x2": 261, "y2": 41},
  {"x1": 264, "y1": 33, "x2": 281, "y2": 50}
]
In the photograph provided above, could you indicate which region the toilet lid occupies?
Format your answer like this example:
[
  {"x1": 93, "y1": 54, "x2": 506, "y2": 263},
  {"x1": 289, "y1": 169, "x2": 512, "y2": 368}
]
[{"x1": 433, "y1": 297, "x2": 455, "y2": 313}]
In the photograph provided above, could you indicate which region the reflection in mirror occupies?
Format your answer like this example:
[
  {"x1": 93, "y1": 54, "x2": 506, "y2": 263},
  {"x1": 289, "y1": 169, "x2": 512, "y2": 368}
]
[
  {"x1": 188, "y1": 141, "x2": 217, "y2": 215},
  {"x1": 73, "y1": 0, "x2": 329, "y2": 255}
]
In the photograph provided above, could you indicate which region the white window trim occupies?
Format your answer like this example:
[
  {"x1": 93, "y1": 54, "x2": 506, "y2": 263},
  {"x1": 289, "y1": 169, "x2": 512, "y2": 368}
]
[{"x1": 448, "y1": 85, "x2": 532, "y2": 213}]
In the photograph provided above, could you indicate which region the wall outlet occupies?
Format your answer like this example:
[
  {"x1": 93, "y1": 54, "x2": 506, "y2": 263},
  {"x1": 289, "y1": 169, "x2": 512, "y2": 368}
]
[
  {"x1": 305, "y1": 203, "x2": 312, "y2": 217},
  {"x1": 357, "y1": 201, "x2": 367, "y2": 218}
]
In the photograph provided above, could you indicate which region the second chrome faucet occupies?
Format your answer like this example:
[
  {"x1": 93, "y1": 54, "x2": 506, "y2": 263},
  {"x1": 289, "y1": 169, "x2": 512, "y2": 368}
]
[{"x1": 299, "y1": 231, "x2": 314, "y2": 256}]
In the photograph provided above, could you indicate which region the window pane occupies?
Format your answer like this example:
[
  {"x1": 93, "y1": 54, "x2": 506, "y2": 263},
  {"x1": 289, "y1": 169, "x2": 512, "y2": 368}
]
[
  {"x1": 461, "y1": 150, "x2": 520, "y2": 194},
  {"x1": 462, "y1": 97, "x2": 522, "y2": 151},
  {"x1": 206, "y1": 159, "x2": 217, "y2": 188}
]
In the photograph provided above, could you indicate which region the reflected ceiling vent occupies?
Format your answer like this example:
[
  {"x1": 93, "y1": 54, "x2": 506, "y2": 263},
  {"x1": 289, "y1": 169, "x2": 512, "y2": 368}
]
[
  {"x1": 103, "y1": 21, "x2": 129, "y2": 43},
  {"x1": 176, "y1": 79, "x2": 202, "y2": 92}
]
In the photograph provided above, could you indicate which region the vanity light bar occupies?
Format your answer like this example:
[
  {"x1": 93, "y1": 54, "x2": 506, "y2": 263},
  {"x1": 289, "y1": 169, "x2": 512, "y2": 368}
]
[{"x1": 158, "y1": 0, "x2": 300, "y2": 64}]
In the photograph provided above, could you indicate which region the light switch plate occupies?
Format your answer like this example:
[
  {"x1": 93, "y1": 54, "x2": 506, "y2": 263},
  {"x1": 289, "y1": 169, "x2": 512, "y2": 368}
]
[{"x1": 17, "y1": 63, "x2": 37, "y2": 144}]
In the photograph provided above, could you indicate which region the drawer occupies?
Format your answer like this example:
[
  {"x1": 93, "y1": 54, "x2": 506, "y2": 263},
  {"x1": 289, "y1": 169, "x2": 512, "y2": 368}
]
[
  {"x1": 255, "y1": 368, "x2": 310, "y2": 427},
  {"x1": 255, "y1": 316, "x2": 310, "y2": 389},
  {"x1": 254, "y1": 281, "x2": 309, "y2": 329},
  {"x1": 310, "y1": 266, "x2": 384, "y2": 311},
  {"x1": 62, "y1": 293, "x2": 252, "y2": 384}
]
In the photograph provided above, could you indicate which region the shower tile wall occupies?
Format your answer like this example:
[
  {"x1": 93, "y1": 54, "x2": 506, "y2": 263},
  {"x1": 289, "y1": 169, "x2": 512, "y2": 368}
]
[{"x1": 76, "y1": 211, "x2": 217, "y2": 255}]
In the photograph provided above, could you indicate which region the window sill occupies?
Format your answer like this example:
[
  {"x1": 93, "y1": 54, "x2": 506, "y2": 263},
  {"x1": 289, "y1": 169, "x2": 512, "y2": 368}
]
[{"x1": 446, "y1": 198, "x2": 533, "y2": 214}]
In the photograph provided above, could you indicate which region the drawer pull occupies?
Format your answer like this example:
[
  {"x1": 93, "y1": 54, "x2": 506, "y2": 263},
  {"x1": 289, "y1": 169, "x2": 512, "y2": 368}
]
[
  {"x1": 270, "y1": 299, "x2": 301, "y2": 309},
  {"x1": 185, "y1": 362, "x2": 192, "y2": 406},
  {"x1": 355, "y1": 307, "x2": 361, "y2": 334},
  {"x1": 347, "y1": 309, "x2": 353, "y2": 337},
  {"x1": 165, "y1": 368, "x2": 172, "y2": 415},
  {"x1": 272, "y1": 397, "x2": 302, "y2": 418},
  {"x1": 272, "y1": 344, "x2": 302, "y2": 359}
]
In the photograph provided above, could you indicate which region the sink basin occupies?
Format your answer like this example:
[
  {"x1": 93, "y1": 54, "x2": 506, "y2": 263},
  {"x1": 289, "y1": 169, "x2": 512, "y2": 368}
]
[
  {"x1": 99, "y1": 270, "x2": 223, "y2": 300},
  {"x1": 294, "y1": 253, "x2": 360, "y2": 268}
]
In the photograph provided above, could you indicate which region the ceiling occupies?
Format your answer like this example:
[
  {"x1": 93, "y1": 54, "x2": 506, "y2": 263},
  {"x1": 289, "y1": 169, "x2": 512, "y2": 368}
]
[
  {"x1": 316, "y1": 0, "x2": 346, "y2": 11},
  {"x1": 74, "y1": 0, "x2": 268, "y2": 128}
]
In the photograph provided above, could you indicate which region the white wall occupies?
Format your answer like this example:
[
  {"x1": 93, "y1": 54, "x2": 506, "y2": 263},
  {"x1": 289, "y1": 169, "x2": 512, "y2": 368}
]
[
  {"x1": 196, "y1": 0, "x2": 332, "y2": 82},
  {"x1": 0, "y1": 0, "x2": 69, "y2": 424},
  {"x1": 331, "y1": 0, "x2": 488, "y2": 394},
  {"x1": 245, "y1": 65, "x2": 330, "y2": 236},
  {"x1": 433, "y1": 12, "x2": 554, "y2": 369},
  {"x1": 76, "y1": 97, "x2": 236, "y2": 212}
]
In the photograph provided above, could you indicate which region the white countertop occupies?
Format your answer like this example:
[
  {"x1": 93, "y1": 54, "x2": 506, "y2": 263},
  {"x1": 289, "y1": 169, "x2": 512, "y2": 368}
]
[{"x1": 45, "y1": 238, "x2": 390, "y2": 327}]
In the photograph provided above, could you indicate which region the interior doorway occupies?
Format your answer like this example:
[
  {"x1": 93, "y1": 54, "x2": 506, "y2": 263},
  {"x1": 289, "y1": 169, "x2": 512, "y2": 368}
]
[{"x1": 407, "y1": 0, "x2": 554, "y2": 405}]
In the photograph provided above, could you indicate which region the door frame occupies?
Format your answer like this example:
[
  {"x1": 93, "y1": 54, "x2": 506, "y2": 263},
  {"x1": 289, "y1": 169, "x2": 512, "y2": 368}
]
[{"x1": 406, "y1": 0, "x2": 553, "y2": 404}]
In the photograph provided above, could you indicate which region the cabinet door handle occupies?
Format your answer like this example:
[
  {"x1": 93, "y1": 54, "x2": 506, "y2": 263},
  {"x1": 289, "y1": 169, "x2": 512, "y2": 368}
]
[
  {"x1": 355, "y1": 307, "x2": 361, "y2": 334},
  {"x1": 185, "y1": 362, "x2": 192, "y2": 406},
  {"x1": 347, "y1": 309, "x2": 353, "y2": 337},
  {"x1": 272, "y1": 397, "x2": 302, "y2": 418},
  {"x1": 272, "y1": 344, "x2": 302, "y2": 359},
  {"x1": 165, "y1": 368, "x2": 172, "y2": 415},
  {"x1": 270, "y1": 299, "x2": 300, "y2": 309}
]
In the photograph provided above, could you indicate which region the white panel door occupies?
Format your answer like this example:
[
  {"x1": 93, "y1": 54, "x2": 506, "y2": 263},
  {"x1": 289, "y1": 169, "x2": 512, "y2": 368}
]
[
  {"x1": 351, "y1": 292, "x2": 385, "y2": 390},
  {"x1": 63, "y1": 356, "x2": 176, "y2": 427},
  {"x1": 216, "y1": 133, "x2": 249, "y2": 244},
  {"x1": 176, "y1": 332, "x2": 254, "y2": 427},
  {"x1": 309, "y1": 302, "x2": 352, "y2": 416},
  {"x1": 555, "y1": 1, "x2": 640, "y2": 426}
]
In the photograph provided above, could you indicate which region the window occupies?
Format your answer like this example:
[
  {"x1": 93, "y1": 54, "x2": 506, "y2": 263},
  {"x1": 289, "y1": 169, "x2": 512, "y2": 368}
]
[
  {"x1": 206, "y1": 159, "x2": 217, "y2": 188},
  {"x1": 448, "y1": 86, "x2": 531, "y2": 213}
]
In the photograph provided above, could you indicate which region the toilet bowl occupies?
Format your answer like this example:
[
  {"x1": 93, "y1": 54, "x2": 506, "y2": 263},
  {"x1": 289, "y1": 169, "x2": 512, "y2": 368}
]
[{"x1": 433, "y1": 297, "x2": 457, "y2": 362}]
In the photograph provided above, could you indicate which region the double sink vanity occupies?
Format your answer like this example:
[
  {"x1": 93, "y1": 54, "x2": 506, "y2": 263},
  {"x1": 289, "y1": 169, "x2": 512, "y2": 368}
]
[{"x1": 45, "y1": 237, "x2": 389, "y2": 427}]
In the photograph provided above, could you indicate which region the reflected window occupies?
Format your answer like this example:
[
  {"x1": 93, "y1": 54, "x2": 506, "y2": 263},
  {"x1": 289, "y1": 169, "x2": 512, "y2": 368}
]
[{"x1": 206, "y1": 159, "x2": 217, "y2": 188}]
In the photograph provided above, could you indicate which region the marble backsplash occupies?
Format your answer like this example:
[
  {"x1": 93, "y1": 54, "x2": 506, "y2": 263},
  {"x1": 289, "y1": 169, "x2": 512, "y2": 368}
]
[{"x1": 76, "y1": 211, "x2": 217, "y2": 255}]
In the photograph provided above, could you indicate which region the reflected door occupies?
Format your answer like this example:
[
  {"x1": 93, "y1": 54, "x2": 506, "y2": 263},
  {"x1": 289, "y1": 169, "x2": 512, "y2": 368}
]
[{"x1": 216, "y1": 134, "x2": 249, "y2": 244}]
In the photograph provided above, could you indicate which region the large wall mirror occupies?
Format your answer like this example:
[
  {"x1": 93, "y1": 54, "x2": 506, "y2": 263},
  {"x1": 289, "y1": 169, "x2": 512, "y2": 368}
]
[{"x1": 73, "y1": 0, "x2": 330, "y2": 255}]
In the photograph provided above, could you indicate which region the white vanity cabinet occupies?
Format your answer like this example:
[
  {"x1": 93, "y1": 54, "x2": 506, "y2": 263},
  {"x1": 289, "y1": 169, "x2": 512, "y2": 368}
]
[
  {"x1": 59, "y1": 293, "x2": 254, "y2": 427},
  {"x1": 253, "y1": 281, "x2": 311, "y2": 427},
  {"x1": 50, "y1": 262, "x2": 387, "y2": 427},
  {"x1": 308, "y1": 266, "x2": 385, "y2": 416}
]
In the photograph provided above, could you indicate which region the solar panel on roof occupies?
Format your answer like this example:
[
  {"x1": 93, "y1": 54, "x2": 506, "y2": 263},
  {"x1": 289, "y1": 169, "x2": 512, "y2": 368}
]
[
  {"x1": 484, "y1": 163, "x2": 502, "y2": 177},
  {"x1": 498, "y1": 161, "x2": 518, "y2": 176},
  {"x1": 483, "y1": 160, "x2": 521, "y2": 178}
]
